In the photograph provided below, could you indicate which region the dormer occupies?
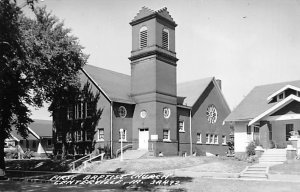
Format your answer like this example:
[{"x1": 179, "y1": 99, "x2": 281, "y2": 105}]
[{"x1": 267, "y1": 85, "x2": 300, "y2": 103}]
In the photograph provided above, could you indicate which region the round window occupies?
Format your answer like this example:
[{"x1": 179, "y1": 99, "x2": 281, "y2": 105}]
[
  {"x1": 118, "y1": 106, "x2": 127, "y2": 118},
  {"x1": 206, "y1": 104, "x2": 217, "y2": 124},
  {"x1": 140, "y1": 110, "x2": 147, "y2": 119},
  {"x1": 163, "y1": 107, "x2": 171, "y2": 119}
]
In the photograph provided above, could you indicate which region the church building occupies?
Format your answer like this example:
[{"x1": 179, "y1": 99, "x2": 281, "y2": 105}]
[{"x1": 53, "y1": 7, "x2": 231, "y2": 158}]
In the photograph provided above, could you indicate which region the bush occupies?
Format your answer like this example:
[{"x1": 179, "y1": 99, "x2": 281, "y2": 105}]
[
  {"x1": 269, "y1": 140, "x2": 275, "y2": 149},
  {"x1": 23, "y1": 150, "x2": 34, "y2": 159},
  {"x1": 247, "y1": 155, "x2": 257, "y2": 163},
  {"x1": 246, "y1": 141, "x2": 256, "y2": 156}
]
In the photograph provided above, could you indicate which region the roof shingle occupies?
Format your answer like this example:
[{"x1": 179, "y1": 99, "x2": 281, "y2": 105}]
[{"x1": 225, "y1": 80, "x2": 300, "y2": 122}]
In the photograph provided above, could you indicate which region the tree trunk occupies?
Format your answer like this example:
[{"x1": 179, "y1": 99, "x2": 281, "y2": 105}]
[{"x1": 0, "y1": 130, "x2": 6, "y2": 180}]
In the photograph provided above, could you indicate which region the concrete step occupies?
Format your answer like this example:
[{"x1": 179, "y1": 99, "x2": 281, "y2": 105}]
[
  {"x1": 261, "y1": 158, "x2": 286, "y2": 160},
  {"x1": 119, "y1": 150, "x2": 148, "y2": 160},
  {"x1": 241, "y1": 173, "x2": 267, "y2": 177},
  {"x1": 260, "y1": 158, "x2": 285, "y2": 161}
]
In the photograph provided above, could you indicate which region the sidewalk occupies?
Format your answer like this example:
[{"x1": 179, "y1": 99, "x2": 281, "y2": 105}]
[{"x1": 163, "y1": 163, "x2": 300, "y2": 182}]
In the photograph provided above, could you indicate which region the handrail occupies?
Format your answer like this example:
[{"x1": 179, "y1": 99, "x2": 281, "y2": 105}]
[
  {"x1": 115, "y1": 144, "x2": 133, "y2": 157},
  {"x1": 83, "y1": 153, "x2": 105, "y2": 164},
  {"x1": 71, "y1": 154, "x2": 91, "y2": 170}
]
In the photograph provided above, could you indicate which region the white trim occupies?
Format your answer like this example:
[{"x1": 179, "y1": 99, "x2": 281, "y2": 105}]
[
  {"x1": 263, "y1": 114, "x2": 300, "y2": 121},
  {"x1": 27, "y1": 126, "x2": 40, "y2": 140},
  {"x1": 249, "y1": 94, "x2": 300, "y2": 126},
  {"x1": 267, "y1": 84, "x2": 300, "y2": 102}
]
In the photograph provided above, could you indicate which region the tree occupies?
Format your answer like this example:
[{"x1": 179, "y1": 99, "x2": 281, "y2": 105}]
[
  {"x1": 0, "y1": 0, "x2": 87, "y2": 179},
  {"x1": 50, "y1": 81, "x2": 103, "y2": 160}
]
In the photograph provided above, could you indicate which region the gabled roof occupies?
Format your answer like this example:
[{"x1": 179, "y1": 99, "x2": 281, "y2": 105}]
[
  {"x1": 81, "y1": 65, "x2": 134, "y2": 104},
  {"x1": 130, "y1": 7, "x2": 177, "y2": 27},
  {"x1": 10, "y1": 119, "x2": 52, "y2": 141},
  {"x1": 177, "y1": 77, "x2": 214, "y2": 106},
  {"x1": 29, "y1": 119, "x2": 52, "y2": 138},
  {"x1": 225, "y1": 80, "x2": 300, "y2": 122},
  {"x1": 267, "y1": 84, "x2": 300, "y2": 102},
  {"x1": 249, "y1": 95, "x2": 300, "y2": 126},
  {"x1": 177, "y1": 77, "x2": 230, "y2": 114}
]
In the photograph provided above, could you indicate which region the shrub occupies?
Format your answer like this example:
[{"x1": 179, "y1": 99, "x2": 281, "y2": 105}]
[
  {"x1": 23, "y1": 150, "x2": 34, "y2": 159},
  {"x1": 269, "y1": 140, "x2": 275, "y2": 149},
  {"x1": 247, "y1": 155, "x2": 257, "y2": 163},
  {"x1": 246, "y1": 141, "x2": 256, "y2": 156}
]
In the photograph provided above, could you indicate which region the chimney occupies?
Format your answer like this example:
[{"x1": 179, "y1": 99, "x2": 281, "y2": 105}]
[{"x1": 216, "y1": 79, "x2": 222, "y2": 90}]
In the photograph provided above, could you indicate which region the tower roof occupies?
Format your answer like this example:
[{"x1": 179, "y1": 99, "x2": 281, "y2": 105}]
[{"x1": 130, "y1": 7, "x2": 177, "y2": 27}]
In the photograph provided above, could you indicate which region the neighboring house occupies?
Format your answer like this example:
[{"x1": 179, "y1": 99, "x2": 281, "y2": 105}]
[
  {"x1": 225, "y1": 80, "x2": 300, "y2": 155},
  {"x1": 5, "y1": 119, "x2": 53, "y2": 154},
  {"x1": 53, "y1": 7, "x2": 231, "y2": 157}
]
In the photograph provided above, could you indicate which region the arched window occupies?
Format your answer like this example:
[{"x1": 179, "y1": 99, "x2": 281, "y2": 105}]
[
  {"x1": 139, "y1": 26, "x2": 148, "y2": 49},
  {"x1": 162, "y1": 28, "x2": 169, "y2": 50}
]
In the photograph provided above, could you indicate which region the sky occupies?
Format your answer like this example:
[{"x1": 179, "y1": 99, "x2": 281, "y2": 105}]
[{"x1": 26, "y1": 0, "x2": 300, "y2": 120}]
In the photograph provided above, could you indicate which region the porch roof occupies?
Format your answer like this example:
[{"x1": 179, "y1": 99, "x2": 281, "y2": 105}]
[{"x1": 225, "y1": 80, "x2": 300, "y2": 122}]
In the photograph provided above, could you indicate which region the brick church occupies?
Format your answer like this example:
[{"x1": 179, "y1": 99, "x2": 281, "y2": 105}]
[{"x1": 53, "y1": 7, "x2": 231, "y2": 158}]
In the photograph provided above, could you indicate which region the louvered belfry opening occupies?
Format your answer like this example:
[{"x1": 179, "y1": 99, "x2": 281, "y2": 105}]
[
  {"x1": 162, "y1": 29, "x2": 169, "y2": 49},
  {"x1": 140, "y1": 27, "x2": 148, "y2": 49}
]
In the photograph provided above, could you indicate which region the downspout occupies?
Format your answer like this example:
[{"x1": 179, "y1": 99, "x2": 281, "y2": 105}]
[
  {"x1": 110, "y1": 102, "x2": 113, "y2": 158},
  {"x1": 189, "y1": 109, "x2": 192, "y2": 156}
]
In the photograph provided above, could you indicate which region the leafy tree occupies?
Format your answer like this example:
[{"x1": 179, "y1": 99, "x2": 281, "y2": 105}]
[
  {"x1": 50, "y1": 81, "x2": 103, "y2": 160},
  {"x1": 0, "y1": 0, "x2": 87, "y2": 179}
]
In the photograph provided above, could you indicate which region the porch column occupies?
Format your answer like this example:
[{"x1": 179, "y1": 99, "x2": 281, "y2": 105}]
[{"x1": 259, "y1": 121, "x2": 272, "y2": 149}]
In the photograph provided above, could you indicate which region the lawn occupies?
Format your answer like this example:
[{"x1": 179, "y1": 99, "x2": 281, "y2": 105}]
[
  {"x1": 5, "y1": 159, "x2": 73, "y2": 172},
  {"x1": 269, "y1": 160, "x2": 300, "y2": 175},
  {"x1": 79, "y1": 156, "x2": 250, "y2": 174}
]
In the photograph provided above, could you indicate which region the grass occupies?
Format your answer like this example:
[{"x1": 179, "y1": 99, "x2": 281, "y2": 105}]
[
  {"x1": 269, "y1": 160, "x2": 300, "y2": 175},
  {"x1": 5, "y1": 159, "x2": 73, "y2": 172},
  {"x1": 80, "y1": 156, "x2": 250, "y2": 174}
]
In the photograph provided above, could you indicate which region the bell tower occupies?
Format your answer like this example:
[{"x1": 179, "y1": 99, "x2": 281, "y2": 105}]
[{"x1": 129, "y1": 7, "x2": 178, "y2": 156}]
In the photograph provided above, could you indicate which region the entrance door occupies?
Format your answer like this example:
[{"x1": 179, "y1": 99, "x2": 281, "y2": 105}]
[{"x1": 139, "y1": 129, "x2": 149, "y2": 150}]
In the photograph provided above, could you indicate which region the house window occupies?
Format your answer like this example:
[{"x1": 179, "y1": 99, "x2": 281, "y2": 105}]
[
  {"x1": 269, "y1": 126, "x2": 272, "y2": 140},
  {"x1": 254, "y1": 126, "x2": 259, "y2": 133},
  {"x1": 67, "y1": 106, "x2": 74, "y2": 120},
  {"x1": 286, "y1": 124, "x2": 294, "y2": 141},
  {"x1": 278, "y1": 93, "x2": 284, "y2": 100},
  {"x1": 140, "y1": 26, "x2": 148, "y2": 49},
  {"x1": 75, "y1": 103, "x2": 85, "y2": 119},
  {"x1": 66, "y1": 132, "x2": 72, "y2": 143},
  {"x1": 162, "y1": 28, "x2": 169, "y2": 50},
  {"x1": 119, "y1": 129, "x2": 127, "y2": 141},
  {"x1": 47, "y1": 139, "x2": 52, "y2": 146},
  {"x1": 26, "y1": 140, "x2": 29, "y2": 148},
  {"x1": 247, "y1": 126, "x2": 251, "y2": 135},
  {"x1": 163, "y1": 129, "x2": 170, "y2": 141},
  {"x1": 85, "y1": 131, "x2": 94, "y2": 141},
  {"x1": 98, "y1": 128, "x2": 104, "y2": 141},
  {"x1": 86, "y1": 102, "x2": 93, "y2": 118},
  {"x1": 179, "y1": 121, "x2": 185, "y2": 132},
  {"x1": 206, "y1": 134, "x2": 209, "y2": 144},
  {"x1": 214, "y1": 135, "x2": 218, "y2": 144},
  {"x1": 222, "y1": 135, "x2": 226, "y2": 145},
  {"x1": 57, "y1": 133, "x2": 63, "y2": 142},
  {"x1": 32, "y1": 141, "x2": 36, "y2": 148},
  {"x1": 197, "y1": 133, "x2": 202, "y2": 143},
  {"x1": 75, "y1": 131, "x2": 83, "y2": 142},
  {"x1": 210, "y1": 134, "x2": 214, "y2": 144}
]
